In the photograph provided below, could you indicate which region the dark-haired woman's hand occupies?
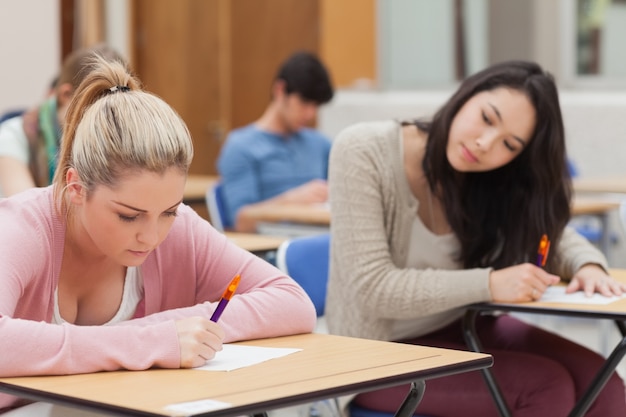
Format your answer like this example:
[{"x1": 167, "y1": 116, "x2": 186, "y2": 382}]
[
  {"x1": 489, "y1": 263, "x2": 560, "y2": 302},
  {"x1": 175, "y1": 316, "x2": 225, "y2": 368},
  {"x1": 567, "y1": 264, "x2": 626, "y2": 297}
]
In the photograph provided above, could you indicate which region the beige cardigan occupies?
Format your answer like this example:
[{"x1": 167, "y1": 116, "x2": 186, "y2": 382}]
[{"x1": 326, "y1": 120, "x2": 608, "y2": 341}]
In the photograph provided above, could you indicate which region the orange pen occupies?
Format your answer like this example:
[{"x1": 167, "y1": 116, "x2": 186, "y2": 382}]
[
  {"x1": 210, "y1": 274, "x2": 241, "y2": 322},
  {"x1": 536, "y1": 234, "x2": 551, "y2": 267}
]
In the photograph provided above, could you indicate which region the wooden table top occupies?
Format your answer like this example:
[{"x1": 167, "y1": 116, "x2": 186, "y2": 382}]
[
  {"x1": 571, "y1": 197, "x2": 620, "y2": 216},
  {"x1": 239, "y1": 197, "x2": 616, "y2": 227},
  {"x1": 244, "y1": 203, "x2": 331, "y2": 226},
  {"x1": 469, "y1": 269, "x2": 626, "y2": 318},
  {"x1": 0, "y1": 333, "x2": 492, "y2": 417},
  {"x1": 574, "y1": 176, "x2": 626, "y2": 195},
  {"x1": 182, "y1": 177, "x2": 620, "y2": 224},
  {"x1": 224, "y1": 232, "x2": 287, "y2": 254},
  {"x1": 184, "y1": 175, "x2": 219, "y2": 204}
]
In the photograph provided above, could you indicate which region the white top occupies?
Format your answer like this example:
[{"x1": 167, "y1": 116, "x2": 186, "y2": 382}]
[
  {"x1": 53, "y1": 267, "x2": 144, "y2": 325},
  {"x1": 390, "y1": 217, "x2": 463, "y2": 340},
  {"x1": 0, "y1": 116, "x2": 29, "y2": 198}
]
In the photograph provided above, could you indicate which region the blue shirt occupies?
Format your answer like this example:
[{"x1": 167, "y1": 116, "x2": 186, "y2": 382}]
[{"x1": 217, "y1": 124, "x2": 331, "y2": 226}]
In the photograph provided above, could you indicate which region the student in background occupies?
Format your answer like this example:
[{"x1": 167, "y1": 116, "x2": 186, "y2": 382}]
[
  {"x1": 0, "y1": 55, "x2": 315, "y2": 416},
  {"x1": 326, "y1": 60, "x2": 626, "y2": 416},
  {"x1": 0, "y1": 43, "x2": 122, "y2": 198},
  {"x1": 217, "y1": 51, "x2": 334, "y2": 232}
]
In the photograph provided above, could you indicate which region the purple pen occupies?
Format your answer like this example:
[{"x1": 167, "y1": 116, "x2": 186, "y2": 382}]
[{"x1": 210, "y1": 274, "x2": 241, "y2": 322}]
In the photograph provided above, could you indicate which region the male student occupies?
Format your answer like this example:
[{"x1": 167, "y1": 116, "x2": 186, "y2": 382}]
[{"x1": 217, "y1": 51, "x2": 334, "y2": 233}]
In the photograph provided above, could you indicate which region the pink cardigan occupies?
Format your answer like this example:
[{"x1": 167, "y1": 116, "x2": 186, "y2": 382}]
[{"x1": 0, "y1": 187, "x2": 316, "y2": 410}]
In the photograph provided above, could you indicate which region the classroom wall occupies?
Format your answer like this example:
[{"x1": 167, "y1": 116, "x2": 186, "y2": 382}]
[
  {"x1": 3, "y1": 0, "x2": 626, "y2": 181},
  {"x1": 0, "y1": 0, "x2": 59, "y2": 115}
]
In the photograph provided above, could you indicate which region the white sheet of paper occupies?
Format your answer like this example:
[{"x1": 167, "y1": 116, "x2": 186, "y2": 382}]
[
  {"x1": 539, "y1": 286, "x2": 626, "y2": 305},
  {"x1": 193, "y1": 344, "x2": 301, "y2": 371},
  {"x1": 164, "y1": 398, "x2": 231, "y2": 415}
]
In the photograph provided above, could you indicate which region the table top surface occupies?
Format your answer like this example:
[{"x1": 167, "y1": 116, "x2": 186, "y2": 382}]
[
  {"x1": 184, "y1": 175, "x2": 219, "y2": 203},
  {"x1": 571, "y1": 197, "x2": 620, "y2": 216},
  {"x1": 224, "y1": 232, "x2": 287, "y2": 253},
  {"x1": 0, "y1": 333, "x2": 492, "y2": 417},
  {"x1": 574, "y1": 176, "x2": 626, "y2": 195},
  {"x1": 182, "y1": 177, "x2": 620, "y2": 222},
  {"x1": 234, "y1": 197, "x2": 618, "y2": 227},
  {"x1": 244, "y1": 203, "x2": 331, "y2": 225},
  {"x1": 468, "y1": 269, "x2": 626, "y2": 319}
]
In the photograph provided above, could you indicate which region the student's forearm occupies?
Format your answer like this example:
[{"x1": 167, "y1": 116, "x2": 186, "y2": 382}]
[
  {"x1": 233, "y1": 192, "x2": 298, "y2": 232},
  {"x1": 234, "y1": 209, "x2": 260, "y2": 233}
]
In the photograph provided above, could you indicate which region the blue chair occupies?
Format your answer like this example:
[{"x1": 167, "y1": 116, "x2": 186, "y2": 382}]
[
  {"x1": 275, "y1": 233, "x2": 330, "y2": 319},
  {"x1": 276, "y1": 234, "x2": 430, "y2": 417},
  {"x1": 276, "y1": 233, "x2": 342, "y2": 417},
  {"x1": 205, "y1": 181, "x2": 232, "y2": 232}
]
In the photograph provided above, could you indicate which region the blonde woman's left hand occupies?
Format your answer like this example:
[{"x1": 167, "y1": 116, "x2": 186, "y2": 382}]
[{"x1": 566, "y1": 264, "x2": 626, "y2": 297}]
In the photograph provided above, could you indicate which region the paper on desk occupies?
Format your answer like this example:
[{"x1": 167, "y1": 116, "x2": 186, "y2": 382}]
[
  {"x1": 165, "y1": 398, "x2": 231, "y2": 415},
  {"x1": 539, "y1": 286, "x2": 626, "y2": 305},
  {"x1": 193, "y1": 344, "x2": 301, "y2": 371}
]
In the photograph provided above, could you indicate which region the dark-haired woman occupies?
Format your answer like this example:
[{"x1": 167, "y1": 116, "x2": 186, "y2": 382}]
[{"x1": 326, "y1": 60, "x2": 626, "y2": 416}]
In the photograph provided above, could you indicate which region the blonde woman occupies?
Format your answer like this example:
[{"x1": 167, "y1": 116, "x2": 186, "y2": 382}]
[{"x1": 0, "y1": 56, "x2": 315, "y2": 416}]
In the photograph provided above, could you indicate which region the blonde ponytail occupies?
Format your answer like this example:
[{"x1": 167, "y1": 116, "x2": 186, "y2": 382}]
[{"x1": 53, "y1": 54, "x2": 193, "y2": 213}]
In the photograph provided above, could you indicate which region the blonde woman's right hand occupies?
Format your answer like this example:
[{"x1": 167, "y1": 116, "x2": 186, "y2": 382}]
[
  {"x1": 489, "y1": 263, "x2": 560, "y2": 303},
  {"x1": 175, "y1": 316, "x2": 225, "y2": 368}
]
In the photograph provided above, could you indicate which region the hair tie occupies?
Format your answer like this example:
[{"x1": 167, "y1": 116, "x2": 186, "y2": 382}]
[{"x1": 107, "y1": 85, "x2": 130, "y2": 94}]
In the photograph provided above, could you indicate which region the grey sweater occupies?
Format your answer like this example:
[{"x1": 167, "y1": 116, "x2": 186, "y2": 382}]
[{"x1": 326, "y1": 120, "x2": 607, "y2": 341}]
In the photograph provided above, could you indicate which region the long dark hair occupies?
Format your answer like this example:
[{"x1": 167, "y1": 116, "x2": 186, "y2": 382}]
[{"x1": 413, "y1": 60, "x2": 571, "y2": 271}]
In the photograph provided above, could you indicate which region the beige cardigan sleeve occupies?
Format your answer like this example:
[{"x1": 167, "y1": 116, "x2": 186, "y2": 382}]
[{"x1": 552, "y1": 226, "x2": 608, "y2": 279}]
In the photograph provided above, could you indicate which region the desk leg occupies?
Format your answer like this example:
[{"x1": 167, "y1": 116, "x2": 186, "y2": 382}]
[
  {"x1": 462, "y1": 310, "x2": 511, "y2": 417},
  {"x1": 393, "y1": 380, "x2": 425, "y2": 417},
  {"x1": 568, "y1": 334, "x2": 626, "y2": 417}
]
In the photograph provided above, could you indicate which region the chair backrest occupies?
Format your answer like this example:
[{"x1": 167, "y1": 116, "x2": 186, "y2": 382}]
[
  {"x1": 567, "y1": 158, "x2": 579, "y2": 177},
  {"x1": 276, "y1": 233, "x2": 330, "y2": 317},
  {"x1": 205, "y1": 182, "x2": 231, "y2": 232},
  {"x1": 0, "y1": 109, "x2": 26, "y2": 124}
]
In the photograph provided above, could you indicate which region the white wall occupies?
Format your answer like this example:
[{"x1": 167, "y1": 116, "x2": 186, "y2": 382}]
[
  {"x1": 377, "y1": 0, "x2": 456, "y2": 88},
  {"x1": 601, "y1": 2, "x2": 626, "y2": 77},
  {"x1": 319, "y1": 89, "x2": 626, "y2": 177},
  {"x1": 0, "y1": 0, "x2": 60, "y2": 115},
  {"x1": 377, "y1": 0, "x2": 489, "y2": 90}
]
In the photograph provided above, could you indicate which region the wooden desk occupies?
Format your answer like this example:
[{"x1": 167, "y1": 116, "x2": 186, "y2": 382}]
[
  {"x1": 462, "y1": 269, "x2": 626, "y2": 417},
  {"x1": 225, "y1": 232, "x2": 286, "y2": 255},
  {"x1": 244, "y1": 199, "x2": 617, "y2": 251},
  {"x1": 0, "y1": 333, "x2": 492, "y2": 417},
  {"x1": 184, "y1": 175, "x2": 219, "y2": 205},
  {"x1": 244, "y1": 199, "x2": 613, "y2": 228},
  {"x1": 572, "y1": 197, "x2": 620, "y2": 216},
  {"x1": 245, "y1": 204, "x2": 331, "y2": 226},
  {"x1": 243, "y1": 204, "x2": 331, "y2": 238},
  {"x1": 574, "y1": 176, "x2": 626, "y2": 195}
]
